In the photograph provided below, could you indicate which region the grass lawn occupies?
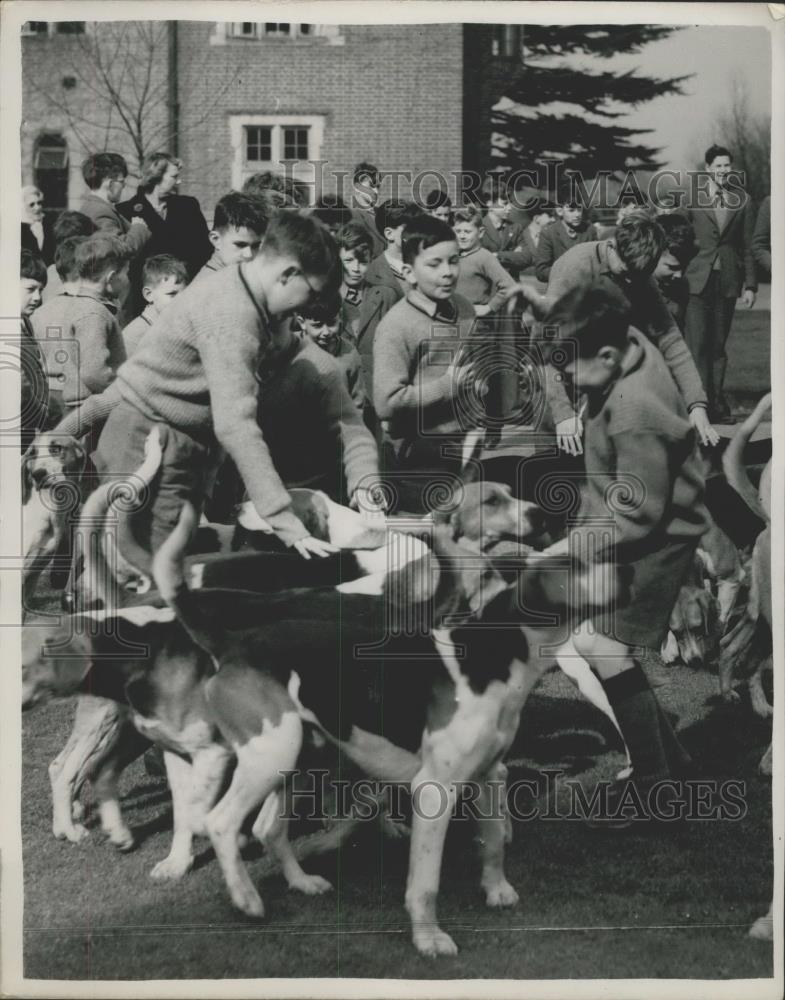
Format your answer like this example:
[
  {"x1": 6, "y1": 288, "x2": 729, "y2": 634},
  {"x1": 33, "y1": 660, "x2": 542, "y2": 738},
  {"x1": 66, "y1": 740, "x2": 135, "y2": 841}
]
[
  {"x1": 22, "y1": 654, "x2": 774, "y2": 982},
  {"x1": 19, "y1": 299, "x2": 773, "y2": 983}
]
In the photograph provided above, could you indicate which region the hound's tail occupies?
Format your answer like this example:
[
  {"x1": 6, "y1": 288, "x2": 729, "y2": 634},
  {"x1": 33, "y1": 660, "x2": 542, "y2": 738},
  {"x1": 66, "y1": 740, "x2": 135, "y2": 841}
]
[
  {"x1": 722, "y1": 392, "x2": 772, "y2": 524},
  {"x1": 151, "y1": 500, "x2": 224, "y2": 658},
  {"x1": 74, "y1": 428, "x2": 164, "y2": 609}
]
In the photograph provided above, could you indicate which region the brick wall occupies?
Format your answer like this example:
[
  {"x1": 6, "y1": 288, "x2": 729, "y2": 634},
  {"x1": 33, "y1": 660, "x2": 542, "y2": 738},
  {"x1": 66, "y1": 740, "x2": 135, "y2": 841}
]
[{"x1": 176, "y1": 22, "x2": 466, "y2": 220}]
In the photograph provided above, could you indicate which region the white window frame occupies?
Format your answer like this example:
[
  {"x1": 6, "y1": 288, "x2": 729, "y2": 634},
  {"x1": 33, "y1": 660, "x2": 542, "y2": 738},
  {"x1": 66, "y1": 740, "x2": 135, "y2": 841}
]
[
  {"x1": 211, "y1": 22, "x2": 343, "y2": 45},
  {"x1": 230, "y1": 115, "x2": 326, "y2": 203}
]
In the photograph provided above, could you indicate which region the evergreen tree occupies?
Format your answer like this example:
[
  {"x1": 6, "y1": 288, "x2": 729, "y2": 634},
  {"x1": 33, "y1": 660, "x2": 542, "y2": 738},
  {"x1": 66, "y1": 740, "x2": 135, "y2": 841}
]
[{"x1": 492, "y1": 25, "x2": 690, "y2": 176}]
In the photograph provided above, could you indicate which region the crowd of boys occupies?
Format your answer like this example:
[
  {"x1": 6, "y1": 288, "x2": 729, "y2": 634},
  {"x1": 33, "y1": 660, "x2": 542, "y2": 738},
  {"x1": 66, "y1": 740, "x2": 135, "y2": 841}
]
[{"x1": 19, "y1": 144, "x2": 770, "y2": 821}]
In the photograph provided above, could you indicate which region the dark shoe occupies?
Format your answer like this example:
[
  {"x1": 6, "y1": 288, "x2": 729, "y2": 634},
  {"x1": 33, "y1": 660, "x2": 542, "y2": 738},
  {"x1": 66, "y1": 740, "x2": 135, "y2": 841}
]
[{"x1": 582, "y1": 775, "x2": 686, "y2": 832}]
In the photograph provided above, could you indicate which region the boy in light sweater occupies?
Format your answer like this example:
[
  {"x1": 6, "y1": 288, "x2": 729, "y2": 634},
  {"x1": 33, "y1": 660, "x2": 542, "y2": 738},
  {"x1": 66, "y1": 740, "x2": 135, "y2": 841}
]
[
  {"x1": 32, "y1": 234, "x2": 129, "y2": 411},
  {"x1": 544, "y1": 282, "x2": 707, "y2": 824},
  {"x1": 453, "y1": 206, "x2": 519, "y2": 318},
  {"x1": 373, "y1": 215, "x2": 484, "y2": 513},
  {"x1": 56, "y1": 212, "x2": 341, "y2": 565}
]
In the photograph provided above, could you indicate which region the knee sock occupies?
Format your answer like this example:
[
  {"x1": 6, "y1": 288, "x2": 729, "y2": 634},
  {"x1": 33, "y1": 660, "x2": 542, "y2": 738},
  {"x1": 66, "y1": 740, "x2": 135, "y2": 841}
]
[{"x1": 599, "y1": 662, "x2": 670, "y2": 780}]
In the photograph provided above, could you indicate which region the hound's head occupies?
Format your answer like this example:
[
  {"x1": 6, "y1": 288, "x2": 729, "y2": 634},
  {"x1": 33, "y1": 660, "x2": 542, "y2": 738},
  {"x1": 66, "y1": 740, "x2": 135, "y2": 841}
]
[
  {"x1": 663, "y1": 583, "x2": 720, "y2": 670},
  {"x1": 440, "y1": 480, "x2": 549, "y2": 551},
  {"x1": 22, "y1": 432, "x2": 86, "y2": 502},
  {"x1": 21, "y1": 625, "x2": 93, "y2": 710}
]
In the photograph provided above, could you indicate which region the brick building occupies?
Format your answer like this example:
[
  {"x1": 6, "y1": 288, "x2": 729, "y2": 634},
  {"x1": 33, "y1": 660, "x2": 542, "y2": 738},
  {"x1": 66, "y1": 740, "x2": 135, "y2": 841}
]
[{"x1": 22, "y1": 19, "x2": 523, "y2": 220}]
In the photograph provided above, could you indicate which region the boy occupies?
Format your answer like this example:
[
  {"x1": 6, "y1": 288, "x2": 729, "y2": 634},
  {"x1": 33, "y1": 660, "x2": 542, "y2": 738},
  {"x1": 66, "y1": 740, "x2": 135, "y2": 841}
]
[
  {"x1": 364, "y1": 200, "x2": 424, "y2": 299},
  {"x1": 521, "y1": 213, "x2": 717, "y2": 454},
  {"x1": 534, "y1": 180, "x2": 598, "y2": 284},
  {"x1": 423, "y1": 190, "x2": 453, "y2": 225},
  {"x1": 42, "y1": 211, "x2": 96, "y2": 302},
  {"x1": 191, "y1": 192, "x2": 269, "y2": 285},
  {"x1": 259, "y1": 302, "x2": 378, "y2": 503},
  {"x1": 297, "y1": 297, "x2": 366, "y2": 413},
  {"x1": 351, "y1": 161, "x2": 385, "y2": 256},
  {"x1": 652, "y1": 213, "x2": 697, "y2": 329},
  {"x1": 32, "y1": 234, "x2": 128, "y2": 410},
  {"x1": 56, "y1": 212, "x2": 342, "y2": 564},
  {"x1": 20, "y1": 251, "x2": 58, "y2": 451},
  {"x1": 335, "y1": 221, "x2": 399, "y2": 405},
  {"x1": 516, "y1": 204, "x2": 554, "y2": 278},
  {"x1": 479, "y1": 176, "x2": 529, "y2": 276},
  {"x1": 453, "y1": 206, "x2": 518, "y2": 318},
  {"x1": 122, "y1": 254, "x2": 188, "y2": 356},
  {"x1": 545, "y1": 282, "x2": 707, "y2": 821},
  {"x1": 373, "y1": 216, "x2": 484, "y2": 513}
]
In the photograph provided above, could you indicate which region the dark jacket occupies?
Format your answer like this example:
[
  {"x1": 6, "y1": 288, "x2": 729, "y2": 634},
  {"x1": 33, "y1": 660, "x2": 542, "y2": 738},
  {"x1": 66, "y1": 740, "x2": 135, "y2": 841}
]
[
  {"x1": 534, "y1": 220, "x2": 599, "y2": 284},
  {"x1": 117, "y1": 191, "x2": 212, "y2": 279},
  {"x1": 345, "y1": 282, "x2": 401, "y2": 391},
  {"x1": 680, "y1": 192, "x2": 758, "y2": 297},
  {"x1": 21, "y1": 217, "x2": 56, "y2": 265},
  {"x1": 751, "y1": 196, "x2": 771, "y2": 278}
]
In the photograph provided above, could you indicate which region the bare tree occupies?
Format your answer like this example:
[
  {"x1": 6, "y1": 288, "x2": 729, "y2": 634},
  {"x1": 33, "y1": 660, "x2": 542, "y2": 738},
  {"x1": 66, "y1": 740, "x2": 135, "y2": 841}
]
[{"x1": 23, "y1": 22, "x2": 236, "y2": 178}]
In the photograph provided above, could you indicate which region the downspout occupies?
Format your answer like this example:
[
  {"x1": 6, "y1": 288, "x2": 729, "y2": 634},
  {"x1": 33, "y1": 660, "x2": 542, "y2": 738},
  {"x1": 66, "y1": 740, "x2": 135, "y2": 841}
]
[{"x1": 167, "y1": 21, "x2": 179, "y2": 156}]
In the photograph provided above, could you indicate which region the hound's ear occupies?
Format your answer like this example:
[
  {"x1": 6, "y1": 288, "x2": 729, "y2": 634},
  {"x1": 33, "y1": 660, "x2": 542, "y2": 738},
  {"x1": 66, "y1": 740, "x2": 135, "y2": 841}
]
[
  {"x1": 459, "y1": 428, "x2": 484, "y2": 486},
  {"x1": 462, "y1": 562, "x2": 508, "y2": 616},
  {"x1": 21, "y1": 452, "x2": 34, "y2": 505},
  {"x1": 73, "y1": 438, "x2": 88, "y2": 471}
]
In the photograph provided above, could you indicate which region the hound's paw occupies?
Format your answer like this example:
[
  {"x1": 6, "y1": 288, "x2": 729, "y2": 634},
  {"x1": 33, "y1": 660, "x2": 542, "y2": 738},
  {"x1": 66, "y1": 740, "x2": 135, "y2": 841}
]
[
  {"x1": 288, "y1": 873, "x2": 333, "y2": 895},
  {"x1": 413, "y1": 928, "x2": 458, "y2": 957},
  {"x1": 232, "y1": 885, "x2": 265, "y2": 919},
  {"x1": 484, "y1": 880, "x2": 519, "y2": 908},
  {"x1": 54, "y1": 822, "x2": 89, "y2": 844},
  {"x1": 71, "y1": 800, "x2": 85, "y2": 822},
  {"x1": 149, "y1": 854, "x2": 194, "y2": 881},
  {"x1": 107, "y1": 827, "x2": 136, "y2": 852}
]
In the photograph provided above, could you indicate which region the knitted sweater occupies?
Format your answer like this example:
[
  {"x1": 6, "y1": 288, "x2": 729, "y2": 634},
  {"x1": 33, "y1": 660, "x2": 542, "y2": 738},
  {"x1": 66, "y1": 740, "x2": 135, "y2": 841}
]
[
  {"x1": 57, "y1": 263, "x2": 307, "y2": 545},
  {"x1": 364, "y1": 252, "x2": 408, "y2": 297},
  {"x1": 31, "y1": 290, "x2": 126, "y2": 406},
  {"x1": 542, "y1": 240, "x2": 708, "y2": 423},
  {"x1": 456, "y1": 245, "x2": 516, "y2": 311},
  {"x1": 574, "y1": 329, "x2": 708, "y2": 560},
  {"x1": 373, "y1": 289, "x2": 477, "y2": 441},
  {"x1": 534, "y1": 220, "x2": 598, "y2": 284},
  {"x1": 121, "y1": 304, "x2": 156, "y2": 357}
]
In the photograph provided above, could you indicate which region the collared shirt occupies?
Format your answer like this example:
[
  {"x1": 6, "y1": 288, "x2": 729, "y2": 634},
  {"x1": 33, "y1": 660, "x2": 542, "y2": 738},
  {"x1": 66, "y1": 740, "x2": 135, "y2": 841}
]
[
  {"x1": 70, "y1": 286, "x2": 119, "y2": 314},
  {"x1": 29, "y1": 220, "x2": 45, "y2": 251},
  {"x1": 406, "y1": 288, "x2": 458, "y2": 324}
]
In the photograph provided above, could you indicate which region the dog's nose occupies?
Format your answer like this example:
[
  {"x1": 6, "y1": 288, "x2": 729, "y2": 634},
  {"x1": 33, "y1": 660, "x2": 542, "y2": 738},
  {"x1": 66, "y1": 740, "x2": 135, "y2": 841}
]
[
  {"x1": 31, "y1": 467, "x2": 47, "y2": 486},
  {"x1": 686, "y1": 655, "x2": 705, "y2": 671}
]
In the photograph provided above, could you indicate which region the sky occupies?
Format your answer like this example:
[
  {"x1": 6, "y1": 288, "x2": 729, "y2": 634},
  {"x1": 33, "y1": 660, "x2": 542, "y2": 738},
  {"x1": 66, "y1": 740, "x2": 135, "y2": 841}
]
[{"x1": 599, "y1": 25, "x2": 772, "y2": 169}]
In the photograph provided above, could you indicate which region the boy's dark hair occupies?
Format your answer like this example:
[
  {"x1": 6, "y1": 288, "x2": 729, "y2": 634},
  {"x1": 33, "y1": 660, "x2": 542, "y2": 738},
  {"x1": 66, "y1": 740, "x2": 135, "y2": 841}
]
[
  {"x1": 453, "y1": 205, "x2": 483, "y2": 227},
  {"x1": 401, "y1": 216, "x2": 456, "y2": 267},
  {"x1": 544, "y1": 281, "x2": 631, "y2": 362},
  {"x1": 21, "y1": 249, "x2": 47, "y2": 286},
  {"x1": 374, "y1": 199, "x2": 424, "y2": 240},
  {"x1": 242, "y1": 171, "x2": 306, "y2": 206},
  {"x1": 298, "y1": 291, "x2": 342, "y2": 324},
  {"x1": 54, "y1": 236, "x2": 88, "y2": 282},
  {"x1": 311, "y1": 195, "x2": 353, "y2": 231},
  {"x1": 614, "y1": 215, "x2": 665, "y2": 276},
  {"x1": 657, "y1": 213, "x2": 697, "y2": 267},
  {"x1": 424, "y1": 189, "x2": 452, "y2": 211},
  {"x1": 556, "y1": 176, "x2": 585, "y2": 208},
  {"x1": 705, "y1": 144, "x2": 732, "y2": 166},
  {"x1": 263, "y1": 211, "x2": 341, "y2": 296},
  {"x1": 353, "y1": 161, "x2": 380, "y2": 187},
  {"x1": 53, "y1": 210, "x2": 96, "y2": 244},
  {"x1": 73, "y1": 234, "x2": 129, "y2": 282},
  {"x1": 82, "y1": 152, "x2": 128, "y2": 190},
  {"x1": 335, "y1": 221, "x2": 373, "y2": 261},
  {"x1": 212, "y1": 191, "x2": 270, "y2": 236},
  {"x1": 142, "y1": 253, "x2": 188, "y2": 289}
]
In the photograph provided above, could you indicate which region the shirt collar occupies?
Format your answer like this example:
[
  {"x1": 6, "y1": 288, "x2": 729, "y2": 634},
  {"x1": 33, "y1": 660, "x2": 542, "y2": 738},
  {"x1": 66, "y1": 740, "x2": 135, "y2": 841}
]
[
  {"x1": 460, "y1": 245, "x2": 481, "y2": 258},
  {"x1": 69, "y1": 286, "x2": 118, "y2": 313},
  {"x1": 596, "y1": 240, "x2": 615, "y2": 276},
  {"x1": 141, "y1": 303, "x2": 157, "y2": 325},
  {"x1": 406, "y1": 288, "x2": 456, "y2": 322}
]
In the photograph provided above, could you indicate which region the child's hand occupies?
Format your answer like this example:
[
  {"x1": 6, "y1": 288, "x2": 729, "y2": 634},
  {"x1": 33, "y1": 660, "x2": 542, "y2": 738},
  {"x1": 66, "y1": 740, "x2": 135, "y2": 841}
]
[
  {"x1": 742, "y1": 288, "x2": 756, "y2": 309},
  {"x1": 555, "y1": 414, "x2": 583, "y2": 456},
  {"x1": 474, "y1": 303, "x2": 492, "y2": 318},
  {"x1": 293, "y1": 536, "x2": 338, "y2": 559},
  {"x1": 689, "y1": 406, "x2": 720, "y2": 446}
]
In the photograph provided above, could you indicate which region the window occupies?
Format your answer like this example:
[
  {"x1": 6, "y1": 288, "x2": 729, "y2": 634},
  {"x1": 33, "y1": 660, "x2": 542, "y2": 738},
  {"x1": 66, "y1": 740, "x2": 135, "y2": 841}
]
[
  {"x1": 264, "y1": 23, "x2": 290, "y2": 36},
  {"x1": 33, "y1": 133, "x2": 69, "y2": 214},
  {"x1": 22, "y1": 21, "x2": 48, "y2": 35},
  {"x1": 230, "y1": 115, "x2": 326, "y2": 204},
  {"x1": 55, "y1": 22, "x2": 86, "y2": 34},
  {"x1": 214, "y1": 23, "x2": 343, "y2": 45}
]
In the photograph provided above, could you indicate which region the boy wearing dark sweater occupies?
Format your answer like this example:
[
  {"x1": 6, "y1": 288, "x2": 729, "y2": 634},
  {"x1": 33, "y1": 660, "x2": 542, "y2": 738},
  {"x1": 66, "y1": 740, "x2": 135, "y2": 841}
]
[
  {"x1": 191, "y1": 192, "x2": 268, "y2": 286},
  {"x1": 364, "y1": 200, "x2": 424, "y2": 299},
  {"x1": 20, "y1": 251, "x2": 59, "y2": 451},
  {"x1": 32, "y1": 234, "x2": 129, "y2": 410},
  {"x1": 56, "y1": 212, "x2": 341, "y2": 564},
  {"x1": 545, "y1": 282, "x2": 708, "y2": 819},
  {"x1": 534, "y1": 180, "x2": 599, "y2": 284},
  {"x1": 373, "y1": 216, "x2": 483, "y2": 513}
]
